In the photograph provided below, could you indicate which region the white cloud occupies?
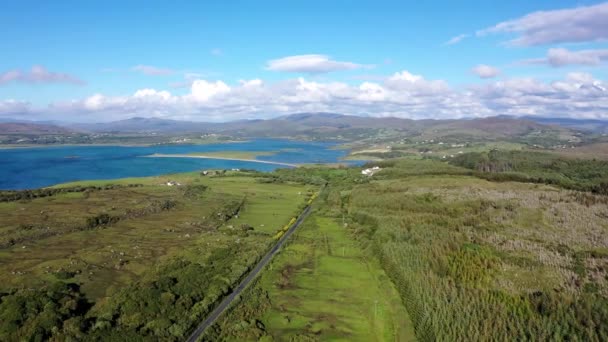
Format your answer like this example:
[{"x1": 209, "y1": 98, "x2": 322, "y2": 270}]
[
  {"x1": 239, "y1": 79, "x2": 263, "y2": 87},
  {"x1": 385, "y1": 71, "x2": 449, "y2": 94},
  {"x1": 388, "y1": 70, "x2": 423, "y2": 83},
  {"x1": 83, "y1": 94, "x2": 107, "y2": 111},
  {"x1": 566, "y1": 72, "x2": 595, "y2": 84},
  {"x1": 445, "y1": 34, "x2": 469, "y2": 45},
  {"x1": 472, "y1": 65, "x2": 501, "y2": 79},
  {"x1": 478, "y1": 2, "x2": 608, "y2": 46},
  {"x1": 0, "y1": 99, "x2": 32, "y2": 116},
  {"x1": 474, "y1": 73, "x2": 607, "y2": 118},
  {"x1": 266, "y1": 54, "x2": 369, "y2": 73},
  {"x1": 189, "y1": 80, "x2": 231, "y2": 102},
  {"x1": 357, "y1": 82, "x2": 387, "y2": 101},
  {"x1": 132, "y1": 65, "x2": 174, "y2": 76},
  {"x1": 523, "y1": 48, "x2": 608, "y2": 67},
  {"x1": 133, "y1": 89, "x2": 175, "y2": 102},
  {"x1": 3, "y1": 71, "x2": 607, "y2": 121},
  {"x1": 0, "y1": 65, "x2": 84, "y2": 85}
]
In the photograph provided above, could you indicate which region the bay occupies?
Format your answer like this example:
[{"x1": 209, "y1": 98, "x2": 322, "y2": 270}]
[{"x1": 0, "y1": 139, "x2": 349, "y2": 190}]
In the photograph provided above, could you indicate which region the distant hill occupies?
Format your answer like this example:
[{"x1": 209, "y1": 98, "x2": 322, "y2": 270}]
[
  {"x1": 277, "y1": 112, "x2": 421, "y2": 129},
  {"x1": 420, "y1": 117, "x2": 549, "y2": 140},
  {"x1": 69, "y1": 117, "x2": 220, "y2": 133},
  {"x1": 264, "y1": 113, "x2": 573, "y2": 142},
  {"x1": 8, "y1": 113, "x2": 586, "y2": 144},
  {"x1": 0, "y1": 122, "x2": 75, "y2": 135},
  {"x1": 65, "y1": 113, "x2": 423, "y2": 137},
  {"x1": 519, "y1": 116, "x2": 608, "y2": 133}
]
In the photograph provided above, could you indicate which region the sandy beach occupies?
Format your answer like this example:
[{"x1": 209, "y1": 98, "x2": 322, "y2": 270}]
[{"x1": 145, "y1": 153, "x2": 299, "y2": 167}]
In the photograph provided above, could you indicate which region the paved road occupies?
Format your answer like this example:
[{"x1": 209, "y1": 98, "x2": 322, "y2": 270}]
[{"x1": 185, "y1": 205, "x2": 313, "y2": 342}]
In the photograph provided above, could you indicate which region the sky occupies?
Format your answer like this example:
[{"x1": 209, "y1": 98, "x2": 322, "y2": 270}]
[{"x1": 1, "y1": 0, "x2": 607, "y2": 122}]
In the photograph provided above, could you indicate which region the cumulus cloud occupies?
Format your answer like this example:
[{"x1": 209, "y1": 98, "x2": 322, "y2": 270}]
[
  {"x1": 0, "y1": 99, "x2": 33, "y2": 116},
  {"x1": 385, "y1": 71, "x2": 449, "y2": 94},
  {"x1": 266, "y1": 54, "x2": 369, "y2": 73},
  {"x1": 132, "y1": 65, "x2": 174, "y2": 76},
  {"x1": 357, "y1": 82, "x2": 388, "y2": 101},
  {"x1": 472, "y1": 65, "x2": 501, "y2": 79},
  {"x1": 445, "y1": 34, "x2": 469, "y2": 45},
  {"x1": 0, "y1": 66, "x2": 84, "y2": 86},
  {"x1": 523, "y1": 48, "x2": 608, "y2": 67},
  {"x1": 239, "y1": 79, "x2": 263, "y2": 87},
  {"x1": 189, "y1": 80, "x2": 231, "y2": 102},
  {"x1": 478, "y1": 2, "x2": 608, "y2": 46},
  {"x1": 474, "y1": 73, "x2": 607, "y2": 118},
  {"x1": 554, "y1": 72, "x2": 607, "y2": 92},
  {"x1": 3, "y1": 71, "x2": 607, "y2": 121},
  {"x1": 169, "y1": 73, "x2": 207, "y2": 89}
]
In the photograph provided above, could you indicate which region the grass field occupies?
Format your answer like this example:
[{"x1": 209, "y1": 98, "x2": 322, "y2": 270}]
[
  {"x1": 210, "y1": 157, "x2": 608, "y2": 341},
  {"x1": 340, "y1": 160, "x2": 608, "y2": 340},
  {"x1": 555, "y1": 142, "x2": 608, "y2": 160},
  {"x1": 3, "y1": 153, "x2": 608, "y2": 341},
  {"x1": 0, "y1": 170, "x2": 315, "y2": 340},
  {"x1": 208, "y1": 214, "x2": 416, "y2": 341},
  {"x1": 344, "y1": 141, "x2": 529, "y2": 161}
]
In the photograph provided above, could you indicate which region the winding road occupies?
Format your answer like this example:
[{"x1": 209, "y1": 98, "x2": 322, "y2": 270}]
[{"x1": 185, "y1": 205, "x2": 313, "y2": 342}]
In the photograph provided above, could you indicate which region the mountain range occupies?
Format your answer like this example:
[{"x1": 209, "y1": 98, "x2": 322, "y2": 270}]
[{"x1": 2, "y1": 113, "x2": 606, "y2": 139}]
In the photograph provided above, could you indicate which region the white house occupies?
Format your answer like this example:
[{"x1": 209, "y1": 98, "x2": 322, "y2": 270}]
[{"x1": 361, "y1": 166, "x2": 382, "y2": 176}]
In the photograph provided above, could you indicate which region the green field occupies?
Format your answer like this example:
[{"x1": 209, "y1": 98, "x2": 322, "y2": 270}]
[
  {"x1": 209, "y1": 215, "x2": 415, "y2": 341},
  {"x1": 0, "y1": 171, "x2": 315, "y2": 340},
  {"x1": 2, "y1": 151, "x2": 608, "y2": 341},
  {"x1": 337, "y1": 159, "x2": 608, "y2": 340},
  {"x1": 209, "y1": 156, "x2": 608, "y2": 341}
]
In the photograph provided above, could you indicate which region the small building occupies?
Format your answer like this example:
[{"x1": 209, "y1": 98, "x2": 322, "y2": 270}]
[{"x1": 361, "y1": 166, "x2": 382, "y2": 176}]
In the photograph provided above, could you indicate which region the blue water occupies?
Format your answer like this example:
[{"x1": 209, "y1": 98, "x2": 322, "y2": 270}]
[{"x1": 0, "y1": 139, "x2": 349, "y2": 190}]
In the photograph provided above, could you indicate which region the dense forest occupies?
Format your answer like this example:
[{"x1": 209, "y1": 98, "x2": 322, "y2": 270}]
[{"x1": 451, "y1": 150, "x2": 608, "y2": 194}]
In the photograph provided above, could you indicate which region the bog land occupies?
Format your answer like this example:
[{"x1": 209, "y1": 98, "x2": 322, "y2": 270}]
[{"x1": 1, "y1": 151, "x2": 608, "y2": 341}]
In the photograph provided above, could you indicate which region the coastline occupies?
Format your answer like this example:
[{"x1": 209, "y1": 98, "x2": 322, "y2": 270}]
[
  {"x1": 144, "y1": 153, "x2": 299, "y2": 167},
  {"x1": 0, "y1": 140, "x2": 248, "y2": 150}
]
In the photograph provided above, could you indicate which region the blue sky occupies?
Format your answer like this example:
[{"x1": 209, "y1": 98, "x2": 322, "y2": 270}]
[{"x1": 1, "y1": 0, "x2": 607, "y2": 122}]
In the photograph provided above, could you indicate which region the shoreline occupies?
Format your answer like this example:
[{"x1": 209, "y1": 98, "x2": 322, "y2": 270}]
[
  {"x1": 0, "y1": 138, "x2": 347, "y2": 150},
  {"x1": 145, "y1": 153, "x2": 299, "y2": 167},
  {"x1": 0, "y1": 140, "x2": 248, "y2": 150}
]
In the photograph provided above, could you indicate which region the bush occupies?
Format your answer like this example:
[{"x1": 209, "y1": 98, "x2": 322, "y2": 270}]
[
  {"x1": 0, "y1": 184, "x2": 142, "y2": 202},
  {"x1": 86, "y1": 213, "x2": 120, "y2": 229}
]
